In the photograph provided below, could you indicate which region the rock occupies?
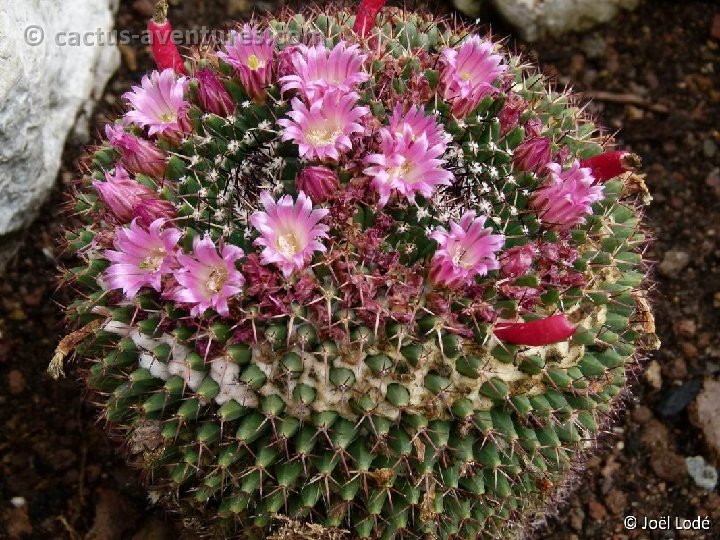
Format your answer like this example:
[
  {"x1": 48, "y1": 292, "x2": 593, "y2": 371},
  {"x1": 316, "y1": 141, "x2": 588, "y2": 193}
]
[
  {"x1": 650, "y1": 447, "x2": 687, "y2": 484},
  {"x1": 227, "y1": 0, "x2": 251, "y2": 17},
  {"x1": 489, "y1": 0, "x2": 641, "y2": 42},
  {"x1": 640, "y1": 419, "x2": 671, "y2": 449},
  {"x1": 579, "y1": 34, "x2": 606, "y2": 59},
  {"x1": 713, "y1": 14, "x2": 720, "y2": 40},
  {"x1": 675, "y1": 318, "x2": 697, "y2": 338},
  {"x1": 703, "y1": 139, "x2": 718, "y2": 159},
  {"x1": 0, "y1": 1, "x2": 119, "y2": 273},
  {"x1": 7, "y1": 370, "x2": 26, "y2": 395},
  {"x1": 568, "y1": 505, "x2": 585, "y2": 531},
  {"x1": 690, "y1": 378, "x2": 720, "y2": 466},
  {"x1": 587, "y1": 499, "x2": 608, "y2": 521},
  {"x1": 86, "y1": 488, "x2": 137, "y2": 540},
  {"x1": 130, "y1": 518, "x2": 175, "y2": 540},
  {"x1": 2, "y1": 507, "x2": 32, "y2": 539},
  {"x1": 644, "y1": 360, "x2": 662, "y2": 390},
  {"x1": 657, "y1": 250, "x2": 690, "y2": 278},
  {"x1": 604, "y1": 489, "x2": 627, "y2": 515},
  {"x1": 657, "y1": 379, "x2": 702, "y2": 417},
  {"x1": 686, "y1": 455, "x2": 718, "y2": 491}
]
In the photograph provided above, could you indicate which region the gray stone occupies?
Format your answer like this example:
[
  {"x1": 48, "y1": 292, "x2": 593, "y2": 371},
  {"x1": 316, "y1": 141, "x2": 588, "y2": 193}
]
[
  {"x1": 657, "y1": 250, "x2": 690, "y2": 278},
  {"x1": 686, "y1": 456, "x2": 718, "y2": 491},
  {"x1": 490, "y1": 0, "x2": 641, "y2": 42},
  {"x1": 0, "y1": 0, "x2": 120, "y2": 272}
]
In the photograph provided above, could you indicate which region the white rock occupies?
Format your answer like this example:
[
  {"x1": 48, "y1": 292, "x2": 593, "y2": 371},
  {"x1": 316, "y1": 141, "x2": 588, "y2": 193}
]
[
  {"x1": 489, "y1": 0, "x2": 641, "y2": 42},
  {"x1": 686, "y1": 455, "x2": 718, "y2": 491},
  {"x1": 0, "y1": 0, "x2": 120, "y2": 271}
]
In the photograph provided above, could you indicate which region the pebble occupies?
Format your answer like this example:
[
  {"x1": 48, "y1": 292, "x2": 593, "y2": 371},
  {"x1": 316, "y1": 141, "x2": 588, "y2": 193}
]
[
  {"x1": 7, "y1": 370, "x2": 26, "y2": 395},
  {"x1": 686, "y1": 455, "x2": 718, "y2": 490},
  {"x1": 658, "y1": 250, "x2": 690, "y2": 278},
  {"x1": 690, "y1": 378, "x2": 720, "y2": 462},
  {"x1": 657, "y1": 379, "x2": 702, "y2": 417},
  {"x1": 703, "y1": 138, "x2": 718, "y2": 159},
  {"x1": 650, "y1": 448, "x2": 688, "y2": 484},
  {"x1": 674, "y1": 318, "x2": 697, "y2": 338},
  {"x1": 587, "y1": 499, "x2": 608, "y2": 521},
  {"x1": 712, "y1": 14, "x2": 720, "y2": 40},
  {"x1": 580, "y1": 34, "x2": 606, "y2": 59},
  {"x1": 644, "y1": 360, "x2": 663, "y2": 390}
]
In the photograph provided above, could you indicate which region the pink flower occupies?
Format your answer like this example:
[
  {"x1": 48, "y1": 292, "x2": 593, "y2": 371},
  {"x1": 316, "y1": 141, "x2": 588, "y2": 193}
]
[
  {"x1": 123, "y1": 69, "x2": 190, "y2": 136},
  {"x1": 513, "y1": 136, "x2": 552, "y2": 175},
  {"x1": 105, "y1": 125, "x2": 168, "y2": 178},
  {"x1": 440, "y1": 35, "x2": 507, "y2": 118},
  {"x1": 364, "y1": 130, "x2": 454, "y2": 207},
  {"x1": 196, "y1": 68, "x2": 235, "y2": 117},
  {"x1": 104, "y1": 219, "x2": 182, "y2": 298},
  {"x1": 279, "y1": 41, "x2": 369, "y2": 100},
  {"x1": 92, "y1": 167, "x2": 157, "y2": 222},
  {"x1": 429, "y1": 211, "x2": 505, "y2": 288},
  {"x1": 296, "y1": 166, "x2": 339, "y2": 203},
  {"x1": 168, "y1": 235, "x2": 246, "y2": 317},
  {"x1": 278, "y1": 89, "x2": 368, "y2": 161},
  {"x1": 388, "y1": 104, "x2": 451, "y2": 153},
  {"x1": 218, "y1": 25, "x2": 275, "y2": 101},
  {"x1": 501, "y1": 244, "x2": 537, "y2": 278},
  {"x1": 250, "y1": 191, "x2": 329, "y2": 277},
  {"x1": 530, "y1": 161, "x2": 605, "y2": 230}
]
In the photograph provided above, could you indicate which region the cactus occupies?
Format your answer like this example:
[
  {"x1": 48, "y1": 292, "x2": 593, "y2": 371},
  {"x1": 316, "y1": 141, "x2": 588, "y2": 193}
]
[{"x1": 58, "y1": 5, "x2": 658, "y2": 539}]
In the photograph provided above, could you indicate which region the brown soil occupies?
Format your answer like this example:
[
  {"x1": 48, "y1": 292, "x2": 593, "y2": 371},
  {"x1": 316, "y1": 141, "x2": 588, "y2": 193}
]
[{"x1": 1, "y1": 1, "x2": 719, "y2": 539}]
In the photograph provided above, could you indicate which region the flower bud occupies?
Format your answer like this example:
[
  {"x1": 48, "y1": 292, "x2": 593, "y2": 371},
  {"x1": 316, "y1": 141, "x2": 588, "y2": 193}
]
[
  {"x1": 499, "y1": 93, "x2": 527, "y2": 135},
  {"x1": 135, "y1": 197, "x2": 177, "y2": 226},
  {"x1": 105, "y1": 125, "x2": 168, "y2": 178},
  {"x1": 92, "y1": 167, "x2": 156, "y2": 222},
  {"x1": 513, "y1": 136, "x2": 552, "y2": 175},
  {"x1": 501, "y1": 244, "x2": 537, "y2": 278},
  {"x1": 196, "y1": 68, "x2": 235, "y2": 117},
  {"x1": 296, "y1": 166, "x2": 339, "y2": 203}
]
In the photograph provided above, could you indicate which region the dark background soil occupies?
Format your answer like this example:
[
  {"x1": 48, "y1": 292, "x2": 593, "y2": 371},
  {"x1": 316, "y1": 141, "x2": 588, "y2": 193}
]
[{"x1": 1, "y1": 1, "x2": 719, "y2": 539}]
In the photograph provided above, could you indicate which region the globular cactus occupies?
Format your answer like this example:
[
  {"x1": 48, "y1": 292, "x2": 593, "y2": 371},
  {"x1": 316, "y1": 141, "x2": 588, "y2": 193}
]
[{"x1": 57, "y1": 3, "x2": 659, "y2": 539}]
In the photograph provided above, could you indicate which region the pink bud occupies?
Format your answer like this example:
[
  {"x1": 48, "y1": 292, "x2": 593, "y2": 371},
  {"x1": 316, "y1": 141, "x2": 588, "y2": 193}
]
[
  {"x1": 499, "y1": 93, "x2": 527, "y2": 135},
  {"x1": 134, "y1": 197, "x2": 177, "y2": 227},
  {"x1": 513, "y1": 136, "x2": 552, "y2": 175},
  {"x1": 501, "y1": 244, "x2": 537, "y2": 278},
  {"x1": 105, "y1": 125, "x2": 168, "y2": 178},
  {"x1": 296, "y1": 166, "x2": 339, "y2": 203},
  {"x1": 92, "y1": 167, "x2": 157, "y2": 222},
  {"x1": 196, "y1": 68, "x2": 235, "y2": 117}
]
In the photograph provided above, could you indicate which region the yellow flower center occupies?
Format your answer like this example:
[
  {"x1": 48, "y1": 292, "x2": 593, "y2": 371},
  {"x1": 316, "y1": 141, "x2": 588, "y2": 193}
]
[
  {"x1": 206, "y1": 267, "x2": 228, "y2": 293},
  {"x1": 388, "y1": 162, "x2": 411, "y2": 182},
  {"x1": 451, "y1": 246, "x2": 474, "y2": 269},
  {"x1": 277, "y1": 233, "x2": 301, "y2": 258},
  {"x1": 139, "y1": 248, "x2": 166, "y2": 272},
  {"x1": 247, "y1": 54, "x2": 265, "y2": 71},
  {"x1": 306, "y1": 123, "x2": 342, "y2": 147}
]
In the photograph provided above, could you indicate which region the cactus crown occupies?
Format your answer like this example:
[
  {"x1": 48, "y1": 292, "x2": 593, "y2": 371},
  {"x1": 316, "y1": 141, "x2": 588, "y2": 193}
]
[{"x1": 61, "y1": 6, "x2": 656, "y2": 539}]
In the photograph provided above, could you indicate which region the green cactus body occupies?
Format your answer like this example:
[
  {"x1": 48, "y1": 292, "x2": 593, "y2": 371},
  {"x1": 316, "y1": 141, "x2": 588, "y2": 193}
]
[{"x1": 60, "y1": 7, "x2": 657, "y2": 539}]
